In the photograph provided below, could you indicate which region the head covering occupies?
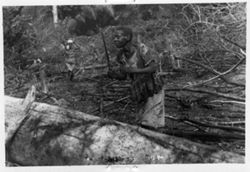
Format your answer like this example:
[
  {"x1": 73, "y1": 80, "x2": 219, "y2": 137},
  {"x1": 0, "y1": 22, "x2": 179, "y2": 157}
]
[{"x1": 67, "y1": 39, "x2": 74, "y2": 44}]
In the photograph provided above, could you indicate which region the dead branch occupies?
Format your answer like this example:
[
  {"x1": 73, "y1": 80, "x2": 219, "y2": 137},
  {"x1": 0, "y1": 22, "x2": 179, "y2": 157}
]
[
  {"x1": 110, "y1": 84, "x2": 131, "y2": 88},
  {"x1": 90, "y1": 96, "x2": 130, "y2": 114},
  {"x1": 164, "y1": 87, "x2": 245, "y2": 102},
  {"x1": 100, "y1": 97, "x2": 104, "y2": 118},
  {"x1": 175, "y1": 56, "x2": 221, "y2": 75},
  {"x1": 184, "y1": 118, "x2": 244, "y2": 133},
  {"x1": 210, "y1": 100, "x2": 245, "y2": 105},
  {"x1": 175, "y1": 56, "x2": 245, "y2": 87},
  {"x1": 220, "y1": 35, "x2": 246, "y2": 51},
  {"x1": 103, "y1": 80, "x2": 119, "y2": 88},
  {"x1": 161, "y1": 129, "x2": 244, "y2": 141},
  {"x1": 165, "y1": 114, "x2": 244, "y2": 133},
  {"x1": 184, "y1": 56, "x2": 245, "y2": 88},
  {"x1": 212, "y1": 35, "x2": 245, "y2": 60},
  {"x1": 39, "y1": 69, "x2": 48, "y2": 94},
  {"x1": 184, "y1": 21, "x2": 222, "y2": 33},
  {"x1": 84, "y1": 64, "x2": 108, "y2": 70},
  {"x1": 217, "y1": 121, "x2": 245, "y2": 125},
  {"x1": 165, "y1": 115, "x2": 206, "y2": 132}
]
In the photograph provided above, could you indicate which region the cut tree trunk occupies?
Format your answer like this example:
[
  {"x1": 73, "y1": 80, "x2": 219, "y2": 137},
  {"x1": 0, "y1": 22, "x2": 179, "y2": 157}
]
[
  {"x1": 52, "y1": 5, "x2": 58, "y2": 27},
  {"x1": 5, "y1": 96, "x2": 244, "y2": 165}
]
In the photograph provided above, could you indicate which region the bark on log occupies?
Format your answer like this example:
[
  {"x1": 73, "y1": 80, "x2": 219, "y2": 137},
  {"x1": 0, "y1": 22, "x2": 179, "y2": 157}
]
[
  {"x1": 6, "y1": 85, "x2": 36, "y2": 144},
  {"x1": 5, "y1": 96, "x2": 244, "y2": 165}
]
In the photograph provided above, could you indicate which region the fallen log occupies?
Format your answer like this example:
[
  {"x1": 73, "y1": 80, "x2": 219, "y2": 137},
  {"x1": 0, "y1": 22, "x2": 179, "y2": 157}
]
[
  {"x1": 5, "y1": 96, "x2": 244, "y2": 165},
  {"x1": 5, "y1": 85, "x2": 36, "y2": 144}
]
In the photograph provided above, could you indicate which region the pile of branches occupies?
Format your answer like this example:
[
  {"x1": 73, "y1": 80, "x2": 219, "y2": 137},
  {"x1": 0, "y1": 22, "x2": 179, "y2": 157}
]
[{"x1": 83, "y1": 77, "x2": 137, "y2": 123}]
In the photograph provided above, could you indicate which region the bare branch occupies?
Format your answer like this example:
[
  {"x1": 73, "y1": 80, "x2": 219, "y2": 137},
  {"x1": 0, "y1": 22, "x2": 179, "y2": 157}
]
[
  {"x1": 211, "y1": 36, "x2": 245, "y2": 60},
  {"x1": 220, "y1": 35, "x2": 246, "y2": 51},
  {"x1": 161, "y1": 128, "x2": 244, "y2": 141},
  {"x1": 210, "y1": 100, "x2": 245, "y2": 105},
  {"x1": 240, "y1": 49, "x2": 246, "y2": 56},
  {"x1": 180, "y1": 12, "x2": 191, "y2": 25},
  {"x1": 164, "y1": 87, "x2": 245, "y2": 102},
  {"x1": 184, "y1": 118, "x2": 244, "y2": 133},
  {"x1": 217, "y1": 121, "x2": 245, "y2": 125},
  {"x1": 175, "y1": 56, "x2": 245, "y2": 87},
  {"x1": 184, "y1": 56, "x2": 245, "y2": 88},
  {"x1": 184, "y1": 21, "x2": 223, "y2": 33}
]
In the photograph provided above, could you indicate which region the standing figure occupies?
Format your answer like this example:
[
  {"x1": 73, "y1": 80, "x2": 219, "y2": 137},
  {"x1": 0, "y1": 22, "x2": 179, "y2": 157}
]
[
  {"x1": 28, "y1": 58, "x2": 48, "y2": 93},
  {"x1": 64, "y1": 39, "x2": 79, "y2": 81},
  {"x1": 108, "y1": 26, "x2": 165, "y2": 128}
]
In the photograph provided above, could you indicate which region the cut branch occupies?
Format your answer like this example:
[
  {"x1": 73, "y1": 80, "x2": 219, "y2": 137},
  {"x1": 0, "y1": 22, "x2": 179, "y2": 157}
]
[
  {"x1": 210, "y1": 100, "x2": 245, "y2": 105},
  {"x1": 161, "y1": 129, "x2": 244, "y2": 141},
  {"x1": 164, "y1": 87, "x2": 245, "y2": 102},
  {"x1": 217, "y1": 121, "x2": 245, "y2": 125},
  {"x1": 165, "y1": 115, "x2": 206, "y2": 132},
  {"x1": 212, "y1": 36, "x2": 245, "y2": 60},
  {"x1": 175, "y1": 56, "x2": 245, "y2": 87},
  {"x1": 84, "y1": 64, "x2": 107, "y2": 70},
  {"x1": 184, "y1": 21, "x2": 223, "y2": 33},
  {"x1": 165, "y1": 115, "x2": 244, "y2": 133},
  {"x1": 184, "y1": 56, "x2": 245, "y2": 88},
  {"x1": 184, "y1": 118, "x2": 245, "y2": 133},
  {"x1": 220, "y1": 35, "x2": 246, "y2": 51},
  {"x1": 90, "y1": 96, "x2": 130, "y2": 114}
]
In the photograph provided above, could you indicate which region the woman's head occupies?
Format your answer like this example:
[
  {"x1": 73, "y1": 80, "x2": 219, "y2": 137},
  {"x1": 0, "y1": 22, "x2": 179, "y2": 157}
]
[{"x1": 113, "y1": 26, "x2": 133, "y2": 48}]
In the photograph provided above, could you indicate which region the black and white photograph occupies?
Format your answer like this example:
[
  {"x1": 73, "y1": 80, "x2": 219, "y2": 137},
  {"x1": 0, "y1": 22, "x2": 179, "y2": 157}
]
[{"x1": 1, "y1": 0, "x2": 247, "y2": 168}]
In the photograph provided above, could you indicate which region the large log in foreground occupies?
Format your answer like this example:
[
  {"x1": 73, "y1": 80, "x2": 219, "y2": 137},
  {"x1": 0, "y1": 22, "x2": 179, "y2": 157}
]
[{"x1": 5, "y1": 96, "x2": 244, "y2": 165}]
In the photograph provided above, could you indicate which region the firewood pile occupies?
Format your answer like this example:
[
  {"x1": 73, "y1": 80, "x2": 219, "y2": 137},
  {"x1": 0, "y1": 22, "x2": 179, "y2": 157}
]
[
  {"x1": 74, "y1": 74, "x2": 245, "y2": 157},
  {"x1": 85, "y1": 76, "x2": 138, "y2": 124}
]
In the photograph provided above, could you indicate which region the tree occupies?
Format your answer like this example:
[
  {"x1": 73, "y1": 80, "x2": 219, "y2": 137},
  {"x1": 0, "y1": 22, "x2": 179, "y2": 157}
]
[
  {"x1": 178, "y1": 3, "x2": 246, "y2": 86},
  {"x1": 52, "y1": 5, "x2": 58, "y2": 27}
]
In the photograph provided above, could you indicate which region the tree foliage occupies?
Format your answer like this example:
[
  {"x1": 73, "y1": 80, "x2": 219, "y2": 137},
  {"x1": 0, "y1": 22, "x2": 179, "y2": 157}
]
[
  {"x1": 3, "y1": 7, "x2": 39, "y2": 69},
  {"x1": 3, "y1": 3, "x2": 246, "y2": 77},
  {"x1": 178, "y1": 3, "x2": 246, "y2": 77}
]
